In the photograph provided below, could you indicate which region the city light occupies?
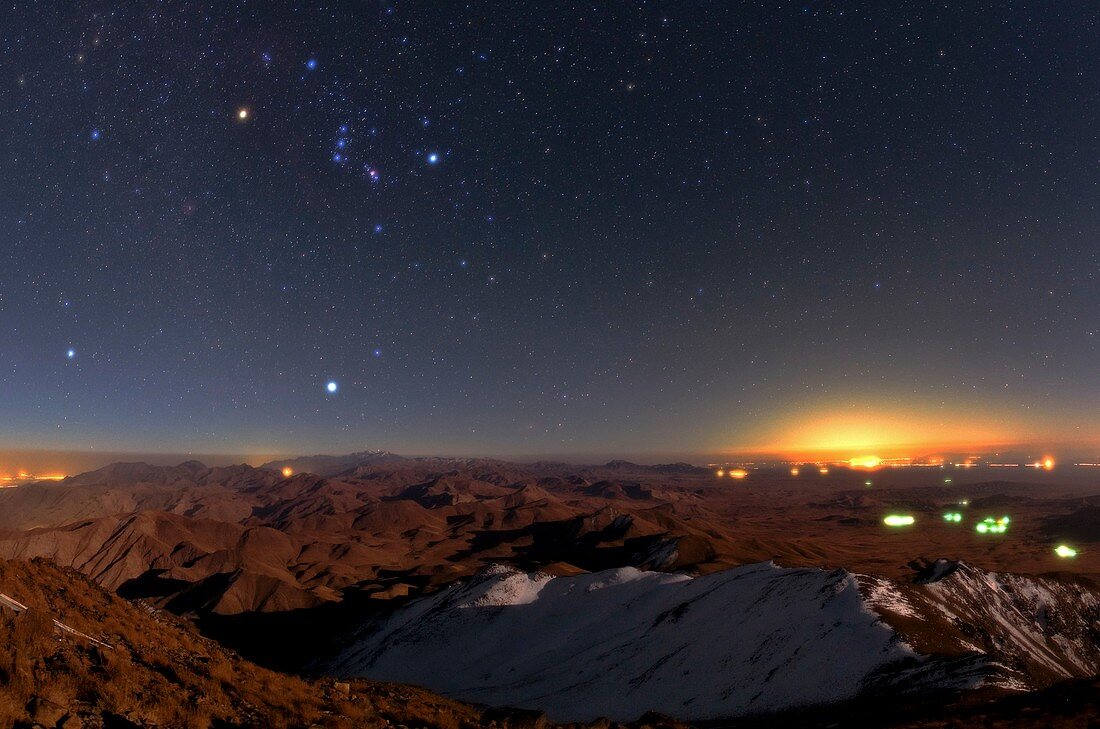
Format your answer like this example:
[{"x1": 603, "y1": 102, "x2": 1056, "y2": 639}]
[
  {"x1": 883, "y1": 514, "x2": 915, "y2": 527},
  {"x1": 976, "y1": 516, "x2": 1009, "y2": 534}
]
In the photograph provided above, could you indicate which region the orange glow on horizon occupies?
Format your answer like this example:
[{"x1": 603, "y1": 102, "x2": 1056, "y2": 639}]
[
  {"x1": 849, "y1": 455, "x2": 883, "y2": 469},
  {"x1": 281, "y1": 466, "x2": 294, "y2": 478},
  {"x1": 728, "y1": 468, "x2": 748, "y2": 479},
  {"x1": 721, "y1": 403, "x2": 1042, "y2": 462},
  {"x1": 0, "y1": 473, "x2": 67, "y2": 483}
]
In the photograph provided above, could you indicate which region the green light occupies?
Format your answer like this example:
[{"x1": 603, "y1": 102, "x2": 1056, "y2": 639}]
[
  {"x1": 883, "y1": 514, "x2": 915, "y2": 527},
  {"x1": 1055, "y1": 545, "x2": 1078, "y2": 558},
  {"x1": 977, "y1": 516, "x2": 1008, "y2": 534},
  {"x1": 943, "y1": 512, "x2": 962, "y2": 522}
]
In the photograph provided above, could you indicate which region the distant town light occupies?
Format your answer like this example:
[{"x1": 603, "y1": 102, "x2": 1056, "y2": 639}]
[
  {"x1": 976, "y1": 516, "x2": 1009, "y2": 534},
  {"x1": 883, "y1": 514, "x2": 915, "y2": 527},
  {"x1": 850, "y1": 455, "x2": 882, "y2": 469}
]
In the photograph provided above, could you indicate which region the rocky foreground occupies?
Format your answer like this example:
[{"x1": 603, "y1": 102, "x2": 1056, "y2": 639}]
[{"x1": 0, "y1": 558, "x2": 688, "y2": 729}]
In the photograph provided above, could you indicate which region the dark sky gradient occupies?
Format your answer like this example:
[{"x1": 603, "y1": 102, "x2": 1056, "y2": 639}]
[{"x1": 2, "y1": 2, "x2": 1099, "y2": 458}]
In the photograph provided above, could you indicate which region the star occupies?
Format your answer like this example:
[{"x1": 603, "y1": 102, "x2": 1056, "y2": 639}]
[
  {"x1": 89, "y1": 129, "x2": 101, "y2": 141},
  {"x1": 326, "y1": 381, "x2": 338, "y2": 393},
  {"x1": 427, "y1": 152, "x2": 440, "y2": 165},
  {"x1": 66, "y1": 349, "x2": 75, "y2": 360},
  {"x1": 305, "y1": 58, "x2": 318, "y2": 71},
  {"x1": 237, "y1": 108, "x2": 250, "y2": 121}
]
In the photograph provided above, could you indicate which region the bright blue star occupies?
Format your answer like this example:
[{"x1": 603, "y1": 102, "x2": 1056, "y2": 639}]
[
  {"x1": 333, "y1": 153, "x2": 344, "y2": 163},
  {"x1": 427, "y1": 152, "x2": 440, "y2": 164},
  {"x1": 306, "y1": 58, "x2": 318, "y2": 70},
  {"x1": 90, "y1": 129, "x2": 101, "y2": 141},
  {"x1": 326, "y1": 381, "x2": 338, "y2": 393},
  {"x1": 373, "y1": 349, "x2": 382, "y2": 357},
  {"x1": 374, "y1": 224, "x2": 383, "y2": 234},
  {"x1": 336, "y1": 139, "x2": 347, "y2": 149},
  {"x1": 66, "y1": 349, "x2": 75, "y2": 360}
]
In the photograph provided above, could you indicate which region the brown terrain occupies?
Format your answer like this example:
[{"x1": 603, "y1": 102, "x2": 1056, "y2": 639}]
[
  {"x1": 0, "y1": 556, "x2": 696, "y2": 729},
  {"x1": 1, "y1": 453, "x2": 1099, "y2": 726}
]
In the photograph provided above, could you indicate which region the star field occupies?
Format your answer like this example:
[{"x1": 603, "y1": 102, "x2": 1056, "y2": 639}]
[{"x1": 2, "y1": 2, "x2": 1099, "y2": 458}]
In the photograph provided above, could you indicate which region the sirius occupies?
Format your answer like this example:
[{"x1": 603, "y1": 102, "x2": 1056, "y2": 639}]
[{"x1": 326, "y1": 381, "x2": 338, "y2": 393}]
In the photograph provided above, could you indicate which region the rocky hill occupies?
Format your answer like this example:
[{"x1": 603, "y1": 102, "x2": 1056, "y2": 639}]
[{"x1": 0, "y1": 557, "x2": 695, "y2": 729}]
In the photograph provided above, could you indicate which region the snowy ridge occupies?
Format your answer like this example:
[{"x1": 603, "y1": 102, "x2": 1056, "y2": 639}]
[
  {"x1": 862, "y1": 560, "x2": 1100, "y2": 686},
  {"x1": 328, "y1": 562, "x2": 922, "y2": 721},
  {"x1": 325, "y1": 560, "x2": 1100, "y2": 721},
  {"x1": 326, "y1": 559, "x2": 1100, "y2": 722}
]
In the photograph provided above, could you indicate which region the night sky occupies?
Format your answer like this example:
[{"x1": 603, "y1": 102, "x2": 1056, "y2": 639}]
[{"x1": 3, "y1": 2, "x2": 1099, "y2": 460}]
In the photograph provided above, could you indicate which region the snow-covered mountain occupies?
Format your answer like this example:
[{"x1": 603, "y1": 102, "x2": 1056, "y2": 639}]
[{"x1": 324, "y1": 560, "x2": 1100, "y2": 722}]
